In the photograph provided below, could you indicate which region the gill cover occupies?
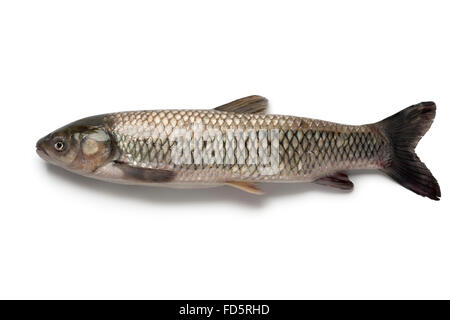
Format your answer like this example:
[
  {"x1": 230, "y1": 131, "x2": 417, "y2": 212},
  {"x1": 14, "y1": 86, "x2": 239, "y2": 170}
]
[{"x1": 71, "y1": 128, "x2": 114, "y2": 172}]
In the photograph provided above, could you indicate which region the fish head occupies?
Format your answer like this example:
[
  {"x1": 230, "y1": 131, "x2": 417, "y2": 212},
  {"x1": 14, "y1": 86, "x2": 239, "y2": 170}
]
[{"x1": 36, "y1": 115, "x2": 114, "y2": 174}]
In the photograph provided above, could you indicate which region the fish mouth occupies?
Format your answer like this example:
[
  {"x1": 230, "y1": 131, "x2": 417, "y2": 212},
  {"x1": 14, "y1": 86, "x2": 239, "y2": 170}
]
[
  {"x1": 36, "y1": 139, "x2": 50, "y2": 160},
  {"x1": 36, "y1": 146, "x2": 50, "y2": 161},
  {"x1": 36, "y1": 145, "x2": 47, "y2": 155}
]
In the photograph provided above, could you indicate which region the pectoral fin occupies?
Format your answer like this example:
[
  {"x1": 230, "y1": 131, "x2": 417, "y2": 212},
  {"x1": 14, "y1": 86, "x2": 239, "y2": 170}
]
[
  {"x1": 214, "y1": 95, "x2": 268, "y2": 114},
  {"x1": 226, "y1": 181, "x2": 264, "y2": 195},
  {"x1": 114, "y1": 161, "x2": 176, "y2": 183},
  {"x1": 314, "y1": 172, "x2": 354, "y2": 190}
]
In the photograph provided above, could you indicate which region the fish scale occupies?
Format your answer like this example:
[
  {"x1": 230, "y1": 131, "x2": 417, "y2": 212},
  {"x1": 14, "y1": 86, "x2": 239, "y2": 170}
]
[{"x1": 106, "y1": 110, "x2": 383, "y2": 183}]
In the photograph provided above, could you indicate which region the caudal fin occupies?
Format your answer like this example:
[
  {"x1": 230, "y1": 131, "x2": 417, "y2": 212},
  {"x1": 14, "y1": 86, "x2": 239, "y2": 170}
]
[{"x1": 377, "y1": 102, "x2": 440, "y2": 200}]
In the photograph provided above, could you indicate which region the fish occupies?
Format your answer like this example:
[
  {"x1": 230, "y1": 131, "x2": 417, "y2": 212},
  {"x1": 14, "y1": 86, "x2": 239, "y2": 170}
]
[{"x1": 36, "y1": 95, "x2": 441, "y2": 200}]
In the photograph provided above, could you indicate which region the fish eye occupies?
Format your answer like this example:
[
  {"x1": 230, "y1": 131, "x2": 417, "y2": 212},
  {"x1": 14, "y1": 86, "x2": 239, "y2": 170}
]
[{"x1": 54, "y1": 140, "x2": 65, "y2": 152}]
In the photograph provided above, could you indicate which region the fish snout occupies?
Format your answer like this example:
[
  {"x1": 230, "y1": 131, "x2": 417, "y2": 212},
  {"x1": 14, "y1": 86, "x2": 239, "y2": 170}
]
[{"x1": 36, "y1": 135, "x2": 50, "y2": 159}]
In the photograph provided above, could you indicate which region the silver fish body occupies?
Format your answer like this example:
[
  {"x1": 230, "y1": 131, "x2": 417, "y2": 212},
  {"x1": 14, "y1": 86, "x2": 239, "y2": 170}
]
[
  {"x1": 36, "y1": 96, "x2": 440, "y2": 199},
  {"x1": 105, "y1": 110, "x2": 383, "y2": 182}
]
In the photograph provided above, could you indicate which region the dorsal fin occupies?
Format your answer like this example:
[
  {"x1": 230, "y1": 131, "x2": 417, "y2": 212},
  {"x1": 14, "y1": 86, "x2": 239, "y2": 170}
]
[{"x1": 214, "y1": 95, "x2": 268, "y2": 114}]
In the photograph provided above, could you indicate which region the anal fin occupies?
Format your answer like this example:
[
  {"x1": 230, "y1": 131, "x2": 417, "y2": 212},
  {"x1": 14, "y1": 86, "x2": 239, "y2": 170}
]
[
  {"x1": 314, "y1": 172, "x2": 354, "y2": 190},
  {"x1": 226, "y1": 181, "x2": 263, "y2": 195}
]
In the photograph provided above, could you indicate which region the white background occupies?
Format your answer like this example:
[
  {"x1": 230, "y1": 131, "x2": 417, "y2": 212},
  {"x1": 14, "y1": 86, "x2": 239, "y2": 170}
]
[{"x1": 0, "y1": 0, "x2": 448, "y2": 299}]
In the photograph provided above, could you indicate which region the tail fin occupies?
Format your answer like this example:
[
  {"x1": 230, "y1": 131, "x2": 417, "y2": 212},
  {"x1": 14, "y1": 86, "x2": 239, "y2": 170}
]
[{"x1": 376, "y1": 102, "x2": 440, "y2": 200}]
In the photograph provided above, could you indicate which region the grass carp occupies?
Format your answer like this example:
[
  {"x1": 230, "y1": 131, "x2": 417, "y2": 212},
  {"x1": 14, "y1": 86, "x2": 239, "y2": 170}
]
[{"x1": 36, "y1": 96, "x2": 440, "y2": 200}]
